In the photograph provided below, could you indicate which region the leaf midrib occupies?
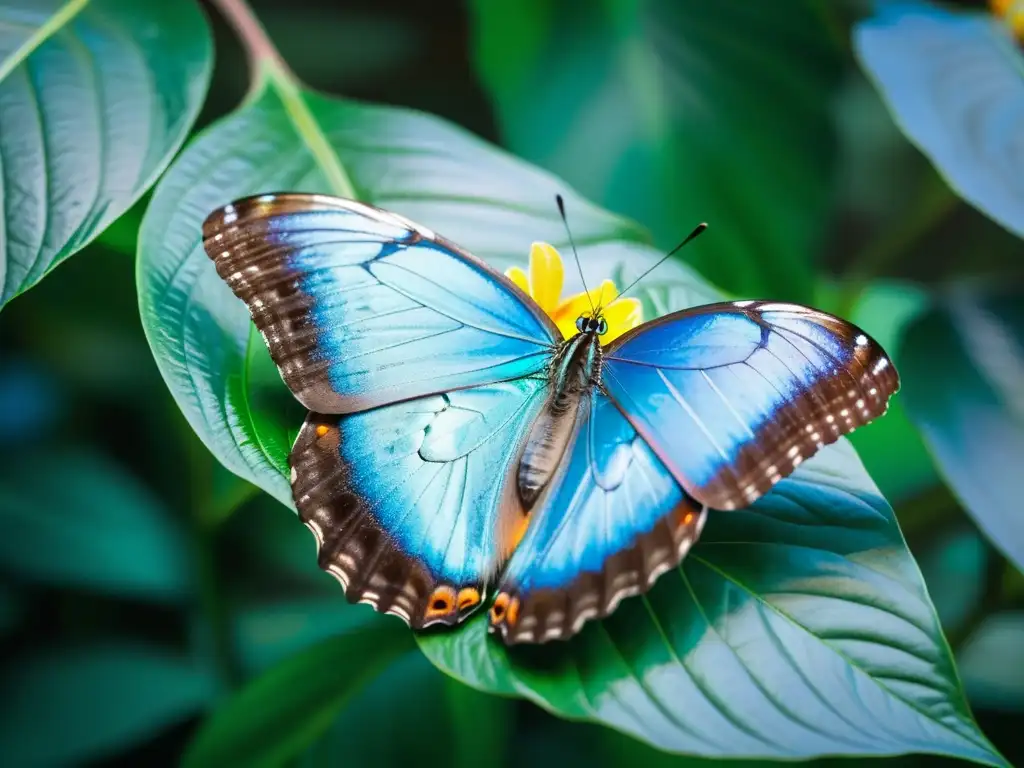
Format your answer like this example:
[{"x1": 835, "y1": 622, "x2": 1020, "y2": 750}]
[
  {"x1": 256, "y1": 61, "x2": 356, "y2": 199},
  {"x1": 0, "y1": 0, "x2": 89, "y2": 84}
]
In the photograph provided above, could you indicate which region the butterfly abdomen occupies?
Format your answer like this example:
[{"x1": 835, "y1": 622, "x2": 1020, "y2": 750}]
[{"x1": 517, "y1": 332, "x2": 604, "y2": 509}]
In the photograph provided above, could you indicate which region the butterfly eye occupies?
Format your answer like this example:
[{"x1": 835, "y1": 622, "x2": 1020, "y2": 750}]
[
  {"x1": 575, "y1": 316, "x2": 586, "y2": 332},
  {"x1": 597, "y1": 318, "x2": 609, "y2": 335}
]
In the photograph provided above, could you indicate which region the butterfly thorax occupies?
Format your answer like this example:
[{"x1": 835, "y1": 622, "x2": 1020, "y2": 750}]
[{"x1": 516, "y1": 330, "x2": 603, "y2": 509}]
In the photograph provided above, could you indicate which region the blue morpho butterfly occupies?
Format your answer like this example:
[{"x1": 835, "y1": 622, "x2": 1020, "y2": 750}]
[{"x1": 202, "y1": 192, "x2": 900, "y2": 645}]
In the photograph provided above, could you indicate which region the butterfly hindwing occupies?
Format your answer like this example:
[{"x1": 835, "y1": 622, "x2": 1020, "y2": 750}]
[
  {"x1": 602, "y1": 301, "x2": 900, "y2": 510},
  {"x1": 489, "y1": 391, "x2": 707, "y2": 644},
  {"x1": 203, "y1": 193, "x2": 560, "y2": 414},
  {"x1": 292, "y1": 376, "x2": 549, "y2": 628}
]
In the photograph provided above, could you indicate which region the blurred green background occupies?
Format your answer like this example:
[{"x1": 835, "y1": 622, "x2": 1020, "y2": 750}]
[{"x1": 1, "y1": 0, "x2": 1022, "y2": 766}]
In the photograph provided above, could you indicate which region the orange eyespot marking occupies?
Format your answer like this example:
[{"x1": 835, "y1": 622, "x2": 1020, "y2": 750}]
[
  {"x1": 424, "y1": 586, "x2": 457, "y2": 620},
  {"x1": 315, "y1": 425, "x2": 330, "y2": 437},
  {"x1": 490, "y1": 592, "x2": 510, "y2": 623},
  {"x1": 456, "y1": 587, "x2": 481, "y2": 611},
  {"x1": 505, "y1": 596, "x2": 520, "y2": 626}
]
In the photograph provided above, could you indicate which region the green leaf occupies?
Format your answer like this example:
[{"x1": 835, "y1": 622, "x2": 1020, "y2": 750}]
[
  {"x1": 959, "y1": 612, "x2": 1024, "y2": 712},
  {"x1": 419, "y1": 442, "x2": 1003, "y2": 764},
  {"x1": 137, "y1": 50, "x2": 997, "y2": 763},
  {"x1": 137, "y1": 66, "x2": 717, "y2": 511},
  {"x1": 300, "y1": 650, "x2": 513, "y2": 768},
  {"x1": 469, "y1": 0, "x2": 843, "y2": 300},
  {"x1": 899, "y1": 287, "x2": 1024, "y2": 574},
  {"x1": 0, "y1": 640, "x2": 215, "y2": 766},
  {"x1": 183, "y1": 626, "x2": 413, "y2": 768},
  {"x1": 0, "y1": 0, "x2": 212, "y2": 309},
  {"x1": 0, "y1": 448, "x2": 191, "y2": 600},
  {"x1": 854, "y1": 2, "x2": 1024, "y2": 240},
  {"x1": 231, "y1": 592, "x2": 513, "y2": 767}
]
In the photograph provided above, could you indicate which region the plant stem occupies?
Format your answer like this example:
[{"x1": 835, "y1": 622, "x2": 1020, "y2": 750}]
[
  {"x1": 208, "y1": 0, "x2": 358, "y2": 199},
  {"x1": 208, "y1": 0, "x2": 292, "y2": 84}
]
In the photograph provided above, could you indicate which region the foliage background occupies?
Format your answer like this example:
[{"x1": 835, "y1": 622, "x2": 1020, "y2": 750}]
[{"x1": 0, "y1": 0, "x2": 1022, "y2": 766}]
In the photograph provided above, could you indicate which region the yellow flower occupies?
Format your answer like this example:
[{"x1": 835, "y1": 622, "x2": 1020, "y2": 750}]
[
  {"x1": 992, "y1": 0, "x2": 1024, "y2": 38},
  {"x1": 505, "y1": 242, "x2": 642, "y2": 343}
]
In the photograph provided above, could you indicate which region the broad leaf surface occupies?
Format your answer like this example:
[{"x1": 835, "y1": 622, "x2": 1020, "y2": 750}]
[
  {"x1": 469, "y1": 0, "x2": 843, "y2": 300},
  {"x1": 0, "y1": 640, "x2": 214, "y2": 766},
  {"x1": 900, "y1": 287, "x2": 1024, "y2": 573},
  {"x1": 138, "y1": 68, "x2": 1000, "y2": 762},
  {"x1": 419, "y1": 443, "x2": 1001, "y2": 763},
  {"x1": 0, "y1": 0, "x2": 211, "y2": 308},
  {"x1": 854, "y1": 2, "x2": 1024, "y2": 239}
]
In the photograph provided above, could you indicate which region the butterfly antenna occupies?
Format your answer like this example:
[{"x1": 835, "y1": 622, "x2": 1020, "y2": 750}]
[
  {"x1": 556, "y1": 194, "x2": 596, "y2": 316},
  {"x1": 612, "y1": 222, "x2": 708, "y2": 304}
]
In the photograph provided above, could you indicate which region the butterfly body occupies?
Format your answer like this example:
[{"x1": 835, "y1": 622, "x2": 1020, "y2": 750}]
[
  {"x1": 517, "y1": 329, "x2": 603, "y2": 508},
  {"x1": 203, "y1": 192, "x2": 900, "y2": 645}
]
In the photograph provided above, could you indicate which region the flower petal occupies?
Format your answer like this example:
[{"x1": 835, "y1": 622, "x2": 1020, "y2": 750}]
[
  {"x1": 528, "y1": 242, "x2": 564, "y2": 312},
  {"x1": 552, "y1": 280, "x2": 617, "y2": 325},
  {"x1": 600, "y1": 298, "x2": 644, "y2": 342},
  {"x1": 505, "y1": 266, "x2": 530, "y2": 295}
]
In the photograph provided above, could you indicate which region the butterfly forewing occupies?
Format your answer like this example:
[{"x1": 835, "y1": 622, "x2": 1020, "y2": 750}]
[
  {"x1": 603, "y1": 301, "x2": 900, "y2": 511},
  {"x1": 202, "y1": 193, "x2": 560, "y2": 414}
]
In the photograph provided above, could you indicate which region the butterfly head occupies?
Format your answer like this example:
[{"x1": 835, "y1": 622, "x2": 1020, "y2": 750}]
[{"x1": 575, "y1": 314, "x2": 608, "y2": 336}]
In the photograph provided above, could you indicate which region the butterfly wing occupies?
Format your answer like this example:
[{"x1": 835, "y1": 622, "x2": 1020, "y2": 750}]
[
  {"x1": 602, "y1": 300, "x2": 900, "y2": 510},
  {"x1": 203, "y1": 193, "x2": 561, "y2": 413},
  {"x1": 292, "y1": 376, "x2": 549, "y2": 628},
  {"x1": 489, "y1": 392, "x2": 707, "y2": 644}
]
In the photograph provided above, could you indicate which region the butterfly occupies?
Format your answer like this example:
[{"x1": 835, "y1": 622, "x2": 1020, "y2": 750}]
[{"x1": 202, "y1": 192, "x2": 900, "y2": 645}]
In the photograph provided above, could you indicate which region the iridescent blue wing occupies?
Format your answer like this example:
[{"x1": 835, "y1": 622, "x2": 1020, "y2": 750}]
[
  {"x1": 203, "y1": 193, "x2": 560, "y2": 413},
  {"x1": 602, "y1": 301, "x2": 900, "y2": 510},
  {"x1": 489, "y1": 392, "x2": 707, "y2": 644},
  {"x1": 292, "y1": 377, "x2": 549, "y2": 628}
]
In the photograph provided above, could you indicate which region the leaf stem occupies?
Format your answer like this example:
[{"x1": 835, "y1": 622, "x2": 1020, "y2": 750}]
[
  {"x1": 208, "y1": 0, "x2": 357, "y2": 199},
  {"x1": 208, "y1": 0, "x2": 290, "y2": 82}
]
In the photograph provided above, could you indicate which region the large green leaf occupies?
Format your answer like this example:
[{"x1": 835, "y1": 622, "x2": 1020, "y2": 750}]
[
  {"x1": 468, "y1": 0, "x2": 843, "y2": 300},
  {"x1": 0, "y1": 0, "x2": 211, "y2": 309},
  {"x1": 182, "y1": 626, "x2": 413, "y2": 767},
  {"x1": 0, "y1": 448, "x2": 191, "y2": 601},
  {"x1": 0, "y1": 640, "x2": 215, "y2": 766},
  {"x1": 854, "y1": 1, "x2": 1024, "y2": 240},
  {"x1": 299, "y1": 649, "x2": 513, "y2": 768},
  {"x1": 419, "y1": 442, "x2": 1001, "y2": 763},
  {"x1": 899, "y1": 287, "x2": 1024, "y2": 574},
  {"x1": 137, "y1": 58, "x2": 999, "y2": 762},
  {"x1": 137, "y1": 67, "x2": 716, "y2": 511}
]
